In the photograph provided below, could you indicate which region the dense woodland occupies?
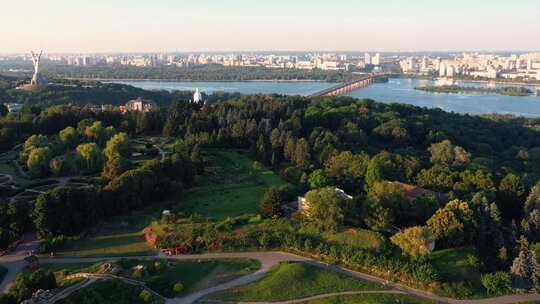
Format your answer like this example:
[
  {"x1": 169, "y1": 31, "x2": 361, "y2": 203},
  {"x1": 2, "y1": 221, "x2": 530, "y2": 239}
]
[
  {"x1": 0, "y1": 61, "x2": 357, "y2": 82},
  {"x1": 3, "y1": 78, "x2": 540, "y2": 298}
]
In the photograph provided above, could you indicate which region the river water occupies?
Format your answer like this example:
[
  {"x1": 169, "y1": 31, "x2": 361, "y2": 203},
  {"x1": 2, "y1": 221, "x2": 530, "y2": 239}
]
[{"x1": 109, "y1": 79, "x2": 540, "y2": 117}]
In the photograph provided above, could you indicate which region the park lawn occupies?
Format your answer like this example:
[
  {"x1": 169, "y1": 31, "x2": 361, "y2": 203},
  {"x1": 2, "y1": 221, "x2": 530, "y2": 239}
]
[
  {"x1": 324, "y1": 228, "x2": 386, "y2": 251},
  {"x1": 296, "y1": 293, "x2": 436, "y2": 304},
  {"x1": 182, "y1": 149, "x2": 288, "y2": 219},
  {"x1": 430, "y1": 247, "x2": 484, "y2": 296},
  {"x1": 57, "y1": 279, "x2": 149, "y2": 304},
  {"x1": 208, "y1": 262, "x2": 385, "y2": 302},
  {"x1": 53, "y1": 214, "x2": 157, "y2": 257},
  {"x1": 117, "y1": 258, "x2": 260, "y2": 298}
]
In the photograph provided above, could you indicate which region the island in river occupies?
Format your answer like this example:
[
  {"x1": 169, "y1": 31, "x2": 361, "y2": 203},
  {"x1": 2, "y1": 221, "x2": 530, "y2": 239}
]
[{"x1": 415, "y1": 85, "x2": 534, "y2": 96}]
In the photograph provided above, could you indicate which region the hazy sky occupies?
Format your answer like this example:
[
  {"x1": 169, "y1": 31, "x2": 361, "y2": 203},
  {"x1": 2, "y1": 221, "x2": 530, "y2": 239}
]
[{"x1": 1, "y1": 0, "x2": 539, "y2": 53}]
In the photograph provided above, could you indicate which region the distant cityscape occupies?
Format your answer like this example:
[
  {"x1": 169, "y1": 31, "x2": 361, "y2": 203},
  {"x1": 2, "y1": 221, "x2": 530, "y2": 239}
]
[{"x1": 1, "y1": 51, "x2": 540, "y2": 81}]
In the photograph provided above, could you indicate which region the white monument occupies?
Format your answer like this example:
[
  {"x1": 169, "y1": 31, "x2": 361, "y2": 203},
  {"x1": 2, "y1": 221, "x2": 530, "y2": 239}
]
[
  {"x1": 30, "y1": 51, "x2": 47, "y2": 87},
  {"x1": 193, "y1": 88, "x2": 203, "y2": 104}
]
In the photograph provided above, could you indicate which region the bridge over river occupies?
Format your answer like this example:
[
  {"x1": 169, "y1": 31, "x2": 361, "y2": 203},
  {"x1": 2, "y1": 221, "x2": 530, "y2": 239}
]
[{"x1": 308, "y1": 73, "x2": 388, "y2": 98}]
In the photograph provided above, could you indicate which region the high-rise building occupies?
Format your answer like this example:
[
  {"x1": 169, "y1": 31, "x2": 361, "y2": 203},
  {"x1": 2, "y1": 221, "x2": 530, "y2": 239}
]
[
  {"x1": 372, "y1": 53, "x2": 381, "y2": 65},
  {"x1": 364, "y1": 53, "x2": 371, "y2": 65},
  {"x1": 446, "y1": 65, "x2": 455, "y2": 77},
  {"x1": 439, "y1": 63, "x2": 447, "y2": 77}
]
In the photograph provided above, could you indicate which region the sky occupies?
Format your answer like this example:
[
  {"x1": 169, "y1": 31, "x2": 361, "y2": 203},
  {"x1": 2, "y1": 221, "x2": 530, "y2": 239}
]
[{"x1": 1, "y1": 0, "x2": 539, "y2": 53}]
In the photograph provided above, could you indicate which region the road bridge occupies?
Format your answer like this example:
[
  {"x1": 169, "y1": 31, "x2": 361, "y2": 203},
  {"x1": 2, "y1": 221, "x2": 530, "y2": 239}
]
[{"x1": 308, "y1": 73, "x2": 386, "y2": 98}]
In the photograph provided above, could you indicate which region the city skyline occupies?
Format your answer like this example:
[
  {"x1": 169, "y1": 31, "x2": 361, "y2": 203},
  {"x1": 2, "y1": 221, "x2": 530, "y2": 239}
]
[{"x1": 1, "y1": 0, "x2": 539, "y2": 53}]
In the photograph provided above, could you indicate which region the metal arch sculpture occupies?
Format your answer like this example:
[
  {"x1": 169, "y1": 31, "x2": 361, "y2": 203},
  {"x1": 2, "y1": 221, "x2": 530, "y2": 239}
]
[{"x1": 30, "y1": 50, "x2": 47, "y2": 86}]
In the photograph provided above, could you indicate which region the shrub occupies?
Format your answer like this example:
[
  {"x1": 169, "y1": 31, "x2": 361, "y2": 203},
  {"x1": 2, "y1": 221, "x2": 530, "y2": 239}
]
[
  {"x1": 132, "y1": 267, "x2": 145, "y2": 279},
  {"x1": 481, "y1": 272, "x2": 512, "y2": 296},
  {"x1": 153, "y1": 260, "x2": 167, "y2": 273},
  {"x1": 139, "y1": 289, "x2": 153, "y2": 302},
  {"x1": 173, "y1": 282, "x2": 184, "y2": 295}
]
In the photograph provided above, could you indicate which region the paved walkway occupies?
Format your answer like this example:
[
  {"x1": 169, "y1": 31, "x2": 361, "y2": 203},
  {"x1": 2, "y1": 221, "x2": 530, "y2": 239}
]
[
  {"x1": 5, "y1": 250, "x2": 540, "y2": 304},
  {"x1": 233, "y1": 290, "x2": 406, "y2": 304},
  {"x1": 0, "y1": 233, "x2": 40, "y2": 292}
]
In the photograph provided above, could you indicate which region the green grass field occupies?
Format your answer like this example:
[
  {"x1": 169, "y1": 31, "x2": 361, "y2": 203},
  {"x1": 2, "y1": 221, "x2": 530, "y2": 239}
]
[
  {"x1": 431, "y1": 247, "x2": 480, "y2": 282},
  {"x1": 431, "y1": 247, "x2": 484, "y2": 297},
  {"x1": 207, "y1": 262, "x2": 384, "y2": 302},
  {"x1": 57, "y1": 279, "x2": 149, "y2": 304},
  {"x1": 53, "y1": 214, "x2": 157, "y2": 257},
  {"x1": 297, "y1": 293, "x2": 436, "y2": 304},
  {"x1": 324, "y1": 228, "x2": 386, "y2": 251},
  {"x1": 182, "y1": 150, "x2": 288, "y2": 219}
]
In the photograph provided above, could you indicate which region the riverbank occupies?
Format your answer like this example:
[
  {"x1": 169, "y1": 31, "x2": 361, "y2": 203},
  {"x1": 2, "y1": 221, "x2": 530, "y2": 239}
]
[
  {"x1": 66, "y1": 77, "x2": 331, "y2": 83},
  {"x1": 415, "y1": 85, "x2": 534, "y2": 96},
  {"x1": 397, "y1": 74, "x2": 540, "y2": 87}
]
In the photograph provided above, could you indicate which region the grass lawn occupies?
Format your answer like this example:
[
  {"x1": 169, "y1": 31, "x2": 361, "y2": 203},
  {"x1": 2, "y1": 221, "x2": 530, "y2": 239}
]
[
  {"x1": 53, "y1": 214, "x2": 157, "y2": 257},
  {"x1": 117, "y1": 258, "x2": 260, "y2": 298},
  {"x1": 295, "y1": 293, "x2": 436, "y2": 304},
  {"x1": 207, "y1": 262, "x2": 385, "y2": 302},
  {"x1": 430, "y1": 247, "x2": 484, "y2": 296},
  {"x1": 57, "y1": 279, "x2": 149, "y2": 304},
  {"x1": 324, "y1": 228, "x2": 386, "y2": 251},
  {"x1": 182, "y1": 149, "x2": 288, "y2": 219}
]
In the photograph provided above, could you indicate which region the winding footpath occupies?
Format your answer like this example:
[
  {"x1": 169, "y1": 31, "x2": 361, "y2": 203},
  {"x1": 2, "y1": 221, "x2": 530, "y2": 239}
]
[{"x1": 4, "y1": 244, "x2": 540, "y2": 304}]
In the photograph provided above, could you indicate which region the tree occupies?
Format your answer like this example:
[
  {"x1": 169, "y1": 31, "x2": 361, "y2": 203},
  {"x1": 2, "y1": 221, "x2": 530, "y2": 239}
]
[
  {"x1": 58, "y1": 126, "x2": 78, "y2": 149},
  {"x1": 27, "y1": 147, "x2": 53, "y2": 177},
  {"x1": 303, "y1": 187, "x2": 352, "y2": 232},
  {"x1": 525, "y1": 182, "x2": 540, "y2": 213},
  {"x1": 427, "y1": 199, "x2": 474, "y2": 247},
  {"x1": 511, "y1": 238, "x2": 540, "y2": 293},
  {"x1": 294, "y1": 138, "x2": 311, "y2": 169},
  {"x1": 497, "y1": 173, "x2": 525, "y2": 219},
  {"x1": 260, "y1": 187, "x2": 286, "y2": 218},
  {"x1": 76, "y1": 143, "x2": 103, "y2": 173},
  {"x1": 49, "y1": 157, "x2": 64, "y2": 176},
  {"x1": 20, "y1": 134, "x2": 49, "y2": 163},
  {"x1": 283, "y1": 137, "x2": 296, "y2": 161},
  {"x1": 104, "y1": 132, "x2": 130, "y2": 160},
  {"x1": 428, "y1": 140, "x2": 470, "y2": 167},
  {"x1": 390, "y1": 226, "x2": 434, "y2": 258},
  {"x1": 33, "y1": 187, "x2": 101, "y2": 237},
  {"x1": 308, "y1": 169, "x2": 332, "y2": 189},
  {"x1": 84, "y1": 121, "x2": 106, "y2": 145},
  {"x1": 324, "y1": 151, "x2": 368, "y2": 190},
  {"x1": 102, "y1": 156, "x2": 129, "y2": 180},
  {"x1": 8, "y1": 269, "x2": 57, "y2": 303},
  {"x1": 363, "y1": 181, "x2": 409, "y2": 229}
]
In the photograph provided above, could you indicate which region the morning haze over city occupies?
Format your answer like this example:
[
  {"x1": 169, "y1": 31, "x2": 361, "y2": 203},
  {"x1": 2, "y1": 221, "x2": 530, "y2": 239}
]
[{"x1": 1, "y1": 1, "x2": 540, "y2": 304}]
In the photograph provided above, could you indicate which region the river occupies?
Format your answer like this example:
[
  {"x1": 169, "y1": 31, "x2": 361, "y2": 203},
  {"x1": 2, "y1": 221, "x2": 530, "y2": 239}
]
[{"x1": 108, "y1": 79, "x2": 540, "y2": 117}]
